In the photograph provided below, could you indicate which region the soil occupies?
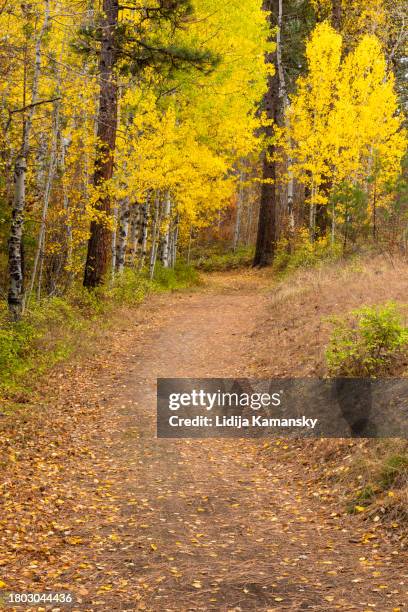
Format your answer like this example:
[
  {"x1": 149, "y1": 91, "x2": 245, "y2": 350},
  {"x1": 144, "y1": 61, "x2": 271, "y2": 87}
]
[{"x1": 1, "y1": 261, "x2": 407, "y2": 611}]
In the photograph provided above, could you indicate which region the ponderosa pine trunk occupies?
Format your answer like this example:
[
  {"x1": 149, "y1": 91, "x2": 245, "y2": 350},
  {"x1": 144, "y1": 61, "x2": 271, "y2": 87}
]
[
  {"x1": 253, "y1": 0, "x2": 279, "y2": 267},
  {"x1": 83, "y1": 0, "x2": 119, "y2": 287}
]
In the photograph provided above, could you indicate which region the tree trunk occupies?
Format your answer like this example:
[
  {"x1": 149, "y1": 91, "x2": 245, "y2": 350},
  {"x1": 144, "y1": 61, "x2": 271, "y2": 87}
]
[
  {"x1": 83, "y1": 0, "x2": 119, "y2": 288},
  {"x1": 128, "y1": 206, "x2": 140, "y2": 267},
  {"x1": 28, "y1": 97, "x2": 60, "y2": 302},
  {"x1": 149, "y1": 192, "x2": 161, "y2": 279},
  {"x1": 111, "y1": 202, "x2": 119, "y2": 281},
  {"x1": 187, "y1": 225, "x2": 193, "y2": 264},
  {"x1": 138, "y1": 197, "x2": 150, "y2": 271},
  {"x1": 8, "y1": 0, "x2": 50, "y2": 320},
  {"x1": 116, "y1": 197, "x2": 130, "y2": 274},
  {"x1": 171, "y1": 216, "x2": 179, "y2": 268},
  {"x1": 276, "y1": 0, "x2": 295, "y2": 232},
  {"x1": 161, "y1": 191, "x2": 172, "y2": 268},
  {"x1": 253, "y1": 0, "x2": 279, "y2": 267},
  {"x1": 8, "y1": 157, "x2": 27, "y2": 320},
  {"x1": 331, "y1": 0, "x2": 342, "y2": 31},
  {"x1": 233, "y1": 171, "x2": 244, "y2": 252}
]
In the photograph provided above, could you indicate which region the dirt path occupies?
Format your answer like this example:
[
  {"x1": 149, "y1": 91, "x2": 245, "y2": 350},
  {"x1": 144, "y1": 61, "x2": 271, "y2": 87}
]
[{"x1": 2, "y1": 269, "x2": 407, "y2": 611}]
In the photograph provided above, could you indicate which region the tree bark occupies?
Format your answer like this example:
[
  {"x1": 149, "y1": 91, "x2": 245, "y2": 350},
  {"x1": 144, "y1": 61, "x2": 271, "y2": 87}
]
[
  {"x1": 331, "y1": 0, "x2": 342, "y2": 31},
  {"x1": 116, "y1": 197, "x2": 130, "y2": 273},
  {"x1": 128, "y1": 206, "x2": 140, "y2": 267},
  {"x1": 8, "y1": 0, "x2": 50, "y2": 320},
  {"x1": 138, "y1": 197, "x2": 150, "y2": 271},
  {"x1": 83, "y1": 0, "x2": 119, "y2": 287},
  {"x1": 253, "y1": 0, "x2": 279, "y2": 267},
  {"x1": 160, "y1": 191, "x2": 172, "y2": 268},
  {"x1": 233, "y1": 171, "x2": 244, "y2": 252},
  {"x1": 149, "y1": 192, "x2": 161, "y2": 279},
  {"x1": 111, "y1": 202, "x2": 119, "y2": 282},
  {"x1": 172, "y1": 215, "x2": 179, "y2": 268},
  {"x1": 276, "y1": 0, "x2": 295, "y2": 233},
  {"x1": 28, "y1": 97, "x2": 60, "y2": 302}
]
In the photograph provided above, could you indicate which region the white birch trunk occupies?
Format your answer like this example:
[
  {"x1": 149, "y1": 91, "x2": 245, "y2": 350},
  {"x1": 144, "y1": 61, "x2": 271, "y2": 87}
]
[
  {"x1": 61, "y1": 135, "x2": 73, "y2": 283},
  {"x1": 28, "y1": 97, "x2": 60, "y2": 302},
  {"x1": 116, "y1": 197, "x2": 130, "y2": 274},
  {"x1": 172, "y1": 217, "x2": 179, "y2": 268},
  {"x1": 128, "y1": 206, "x2": 140, "y2": 267},
  {"x1": 277, "y1": 0, "x2": 295, "y2": 231},
  {"x1": 8, "y1": 0, "x2": 49, "y2": 320},
  {"x1": 149, "y1": 192, "x2": 161, "y2": 280},
  {"x1": 161, "y1": 191, "x2": 172, "y2": 268},
  {"x1": 111, "y1": 203, "x2": 119, "y2": 282},
  {"x1": 233, "y1": 172, "x2": 244, "y2": 252},
  {"x1": 138, "y1": 197, "x2": 150, "y2": 271},
  {"x1": 246, "y1": 198, "x2": 253, "y2": 246},
  {"x1": 187, "y1": 225, "x2": 193, "y2": 264},
  {"x1": 310, "y1": 185, "x2": 317, "y2": 242}
]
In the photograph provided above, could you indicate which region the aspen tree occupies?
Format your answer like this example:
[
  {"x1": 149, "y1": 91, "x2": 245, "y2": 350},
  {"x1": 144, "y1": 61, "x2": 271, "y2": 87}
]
[{"x1": 8, "y1": 0, "x2": 50, "y2": 320}]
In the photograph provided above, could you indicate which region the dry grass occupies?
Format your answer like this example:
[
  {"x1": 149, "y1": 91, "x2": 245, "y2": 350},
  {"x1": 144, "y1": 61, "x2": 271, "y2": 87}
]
[{"x1": 250, "y1": 254, "x2": 408, "y2": 539}]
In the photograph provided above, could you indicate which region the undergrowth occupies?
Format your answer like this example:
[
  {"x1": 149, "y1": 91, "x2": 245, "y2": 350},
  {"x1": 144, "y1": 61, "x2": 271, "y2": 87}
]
[
  {"x1": 273, "y1": 229, "x2": 342, "y2": 276},
  {"x1": 0, "y1": 264, "x2": 200, "y2": 397},
  {"x1": 344, "y1": 440, "x2": 408, "y2": 531},
  {"x1": 193, "y1": 245, "x2": 254, "y2": 272},
  {"x1": 326, "y1": 302, "x2": 408, "y2": 376}
]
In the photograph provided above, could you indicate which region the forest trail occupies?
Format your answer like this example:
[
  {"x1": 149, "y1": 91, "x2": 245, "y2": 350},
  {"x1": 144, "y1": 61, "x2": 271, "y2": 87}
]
[{"x1": 2, "y1": 268, "x2": 408, "y2": 611}]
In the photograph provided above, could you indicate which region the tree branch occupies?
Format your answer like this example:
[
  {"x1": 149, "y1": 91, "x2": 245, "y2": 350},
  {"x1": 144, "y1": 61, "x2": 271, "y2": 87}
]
[{"x1": 6, "y1": 97, "x2": 62, "y2": 131}]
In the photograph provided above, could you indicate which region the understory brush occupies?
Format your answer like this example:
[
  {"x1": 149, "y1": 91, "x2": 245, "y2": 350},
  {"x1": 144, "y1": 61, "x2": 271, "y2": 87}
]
[
  {"x1": 322, "y1": 302, "x2": 408, "y2": 529},
  {"x1": 334, "y1": 439, "x2": 408, "y2": 530},
  {"x1": 273, "y1": 229, "x2": 342, "y2": 276},
  {"x1": 0, "y1": 264, "x2": 200, "y2": 397},
  {"x1": 151, "y1": 262, "x2": 202, "y2": 291},
  {"x1": 326, "y1": 302, "x2": 408, "y2": 376},
  {"x1": 193, "y1": 245, "x2": 254, "y2": 272}
]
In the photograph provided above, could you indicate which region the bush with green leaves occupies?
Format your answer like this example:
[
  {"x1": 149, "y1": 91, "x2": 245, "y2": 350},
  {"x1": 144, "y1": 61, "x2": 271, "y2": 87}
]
[
  {"x1": 326, "y1": 302, "x2": 408, "y2": 377},
  {"x1": 0, "y1": 263, "x2": 201, "y2": 395},
  {"x1": 152, "y1": 263, "x2": 201, "y2": 290},
  {"x1": 193, "y1": 245, "x2": 254, "y2": 272},
  {"x1": 109, "y1": 269, "x2": 152, "y2": 305},
  {"x1": 273, "y1": 229, "x2": 341, "y2": 276}
]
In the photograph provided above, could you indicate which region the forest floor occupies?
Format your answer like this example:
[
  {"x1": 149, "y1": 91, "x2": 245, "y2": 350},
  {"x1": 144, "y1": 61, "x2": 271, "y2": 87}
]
[{"x1": 1, "y1": 258, "x2": 408, "y2": 611}]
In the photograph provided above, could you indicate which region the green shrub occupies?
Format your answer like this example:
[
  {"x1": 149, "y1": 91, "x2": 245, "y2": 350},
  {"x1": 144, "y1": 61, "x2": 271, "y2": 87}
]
[
  {"x1": 0, "y1": 320, "x2": 39, "y2": 382},
  {"x1": 152, "y1": 263, "x2": 201, "y2": 290},
  {"x1": 0, "y1": 262, "x2": 201, "y2": 395},
  {"x1": 110, "y1": 268, "x2": 152, "y2": 305},
  {"x1": 194, "y1": 246, "x2": 254, "y2": 272},
  {"x1": 69, "y1": 285, "x2": 107, "y2": 316},
  {"x1": 326, "y1": 302, "x2": 408, "y2": 377},
  {"x1": 274, "y1": 229, "x2": 341, "y2": 276}
]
